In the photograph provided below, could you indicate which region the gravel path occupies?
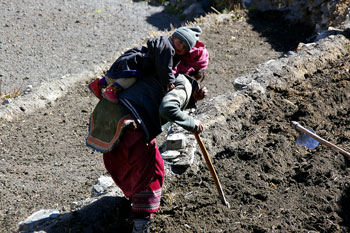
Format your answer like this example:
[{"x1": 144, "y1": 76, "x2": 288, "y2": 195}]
[
  {"x1": 0, "y1": 0, "x2": 181, "y2": 94},
  {"x1": 0, "y1": 1, "x2": 184, "y2": 231}
]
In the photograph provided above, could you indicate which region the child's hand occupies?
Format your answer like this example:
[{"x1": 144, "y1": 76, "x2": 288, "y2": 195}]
[
  {"x1": 167, "y1": 83, "x2": 175, "y2": 91},
  {"x1": 193, "y1": 70, "x2": 206, "y2": 82}
]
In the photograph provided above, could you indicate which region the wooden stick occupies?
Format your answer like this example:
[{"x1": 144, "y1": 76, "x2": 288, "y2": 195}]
[
  {"x1": 210, "y1": 6, "x2": 221, "y2": 15},
  {"x1": 292, "y1": 121, "x2": 350, "y2": 160},
  {"x1": 194, "y1": 131, "x2": 230, "y2": 208}
]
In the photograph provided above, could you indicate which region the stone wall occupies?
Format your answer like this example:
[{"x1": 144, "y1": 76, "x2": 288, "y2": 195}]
[{"x1": 243, "y1": 0, "x2": 350, "y2": 32}]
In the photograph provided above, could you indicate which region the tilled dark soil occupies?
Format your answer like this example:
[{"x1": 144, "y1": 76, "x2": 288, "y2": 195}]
[
  {"x1": 153, "y1": 53, "x2": 350, "y2": 233},
  {"x1": 2, "y1": 8, "x2": 350, "y2": 233}
]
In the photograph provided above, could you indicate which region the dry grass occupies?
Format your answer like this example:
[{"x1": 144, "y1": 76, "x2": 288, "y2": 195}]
[
  {"x1": 0, "y1": 77, "x2": 23, "y2": 100},
  {"x1": 213, "y1": 0, "x2": 242, "y2": 12}
]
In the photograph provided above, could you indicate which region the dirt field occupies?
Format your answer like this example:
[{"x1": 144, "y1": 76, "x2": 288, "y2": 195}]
[
  {"x1": 1, "y1": 8, "x2": 350, "y2": 233},
  {"x1": 152, "y1": 12, "x2": 350, "y2": 233},
  {"x1": 153, "y1": 50, "x2": 350, "y2": 233}
]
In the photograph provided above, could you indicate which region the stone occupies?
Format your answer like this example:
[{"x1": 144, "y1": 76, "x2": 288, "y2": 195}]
[
  {"x1": 23, "y1": 85, "x2": 33, "y2": 95},
  {"x1": 2, "y1": 99, "x2": 11, "y2": 105},
  {"x1": 243, "y1": 0, "x2": 350, "y2": 33},
  {"x1": 172, "y1": 148, "x2": 196, "y2": 168},
  {"x1": 18, "y1": 209, "x2": 60, "y2": 232},
  {"x1": 166, "y1": 133, "x2": 187, "y2": 150},
  {"x1": 183, "y1": 3, "x2": 205, "y2": 17},
  {"x1": 91, "y1": 175, "x2": 122, "y2": 197},
  {"x1": 162, "y1": 150, "x2": 181, "y2": 160}
]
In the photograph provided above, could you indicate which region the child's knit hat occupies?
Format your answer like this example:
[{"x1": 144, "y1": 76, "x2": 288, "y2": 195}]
[{"x1": 172, "y1": 26, "x2": 202, "y2": 51}]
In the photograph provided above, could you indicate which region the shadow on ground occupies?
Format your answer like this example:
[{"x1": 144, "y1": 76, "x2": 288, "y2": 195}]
[
  {"x1": 132, "y1": 0, "x2": 183, "y2": 30},
  {"x1": 21, "y1": 196, "x2": 133, "y2": 233},
  {"x1": 146, "y1": 11, "x2": 183, "y2": 30},
  {"x1": 135, "y1": 1, "x2": 315, "y2": 52},
  {"x1": 339, "y1": 185, "x2": 350, "y2": 229},
  {"x1": 247, "y1": 9, "x2": 315, "y2": 52},
  {"x1": 132, "y1": 0, "x2": 213, "y2": 30}
]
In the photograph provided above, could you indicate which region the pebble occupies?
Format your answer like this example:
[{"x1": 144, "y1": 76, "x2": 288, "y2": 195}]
[
  {"x1": 92, "y1": 175, "x2": 117, "y2": 197},
  {"x1": 2, "y1": 99, "x2": 11, "y2": 105},
  {"x1": 162, "y1": 150, "x2": 181, "y2": 160}
]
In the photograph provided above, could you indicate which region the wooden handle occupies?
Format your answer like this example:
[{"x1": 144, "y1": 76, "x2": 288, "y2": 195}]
[
  {"x1": 292, "y1": 121, "x2": 350, "y2": 159},
  {"x1": 194, "y1": 131, "x2": 230, "y2": 208}
]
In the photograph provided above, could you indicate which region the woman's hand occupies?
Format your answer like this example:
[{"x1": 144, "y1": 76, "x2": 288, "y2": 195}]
[
  {"x1": 192, "y1": 86, "x2": 208, "y2": 102},
  {"x1": 193, "y1": 120, "x2": 204, "y2": 133}
]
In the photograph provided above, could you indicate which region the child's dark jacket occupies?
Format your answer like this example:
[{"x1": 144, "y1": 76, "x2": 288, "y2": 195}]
[{"x1": 108, "y1": 36, "x2": 181, "y2": 90}]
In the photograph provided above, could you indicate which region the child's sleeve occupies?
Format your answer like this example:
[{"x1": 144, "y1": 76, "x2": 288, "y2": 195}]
[
  {"x1": 148, "y1": 37, "x2": 176, "y2": 87},
  {"x1": 194, "y1": 45, "x2": 209, "y2": 71},
  {"x1": 159, "y1": 78, "x2": 195, "y2": 131}
]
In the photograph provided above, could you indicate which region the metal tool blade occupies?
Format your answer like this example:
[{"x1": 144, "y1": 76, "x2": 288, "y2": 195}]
[{"x1": 296, "y1": 128, "x2": 320, "y2": 149}]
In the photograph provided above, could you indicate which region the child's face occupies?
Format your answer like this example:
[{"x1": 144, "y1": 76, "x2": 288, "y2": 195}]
[{"x1": 172, "y1": 37, "x2": 188, "y2": 55}]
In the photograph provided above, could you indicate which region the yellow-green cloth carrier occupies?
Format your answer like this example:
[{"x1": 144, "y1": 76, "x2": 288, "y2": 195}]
[{"x1": 86, "y1": 98, "x2": 135, "y2": 152}]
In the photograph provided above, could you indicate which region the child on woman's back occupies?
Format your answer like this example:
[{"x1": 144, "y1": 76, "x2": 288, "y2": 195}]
[{"x1": 88, "y1": 26, "x2": 209, "y2": 103}]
